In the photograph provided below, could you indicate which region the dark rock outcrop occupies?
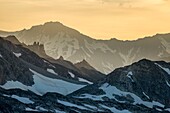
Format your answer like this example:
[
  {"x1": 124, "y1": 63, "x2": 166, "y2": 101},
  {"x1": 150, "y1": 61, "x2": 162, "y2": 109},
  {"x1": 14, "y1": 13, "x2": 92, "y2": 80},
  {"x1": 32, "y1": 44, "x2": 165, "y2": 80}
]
[
  {"x1": 70, "y1": 59, "x2": 170, "y2": 112},
  {"x1": 75, "y1": 59, "x2": 105, "y2": 83}
]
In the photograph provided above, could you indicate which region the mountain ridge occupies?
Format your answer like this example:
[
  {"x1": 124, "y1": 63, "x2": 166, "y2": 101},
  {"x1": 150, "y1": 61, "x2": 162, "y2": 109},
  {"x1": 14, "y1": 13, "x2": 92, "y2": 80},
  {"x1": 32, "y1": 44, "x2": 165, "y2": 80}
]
[
  {"x1": 2, "y1": 35, "x2": 105, "y2": 83},
  {"x1": 1, "y1": 21, "x2": 170, "y2": 74},
  {"x1": 1, "y1": 21, "x2": 170, "y2": 41},
  {"x1": 69, "y1": 59, "x2": 170, "y2": 112}
]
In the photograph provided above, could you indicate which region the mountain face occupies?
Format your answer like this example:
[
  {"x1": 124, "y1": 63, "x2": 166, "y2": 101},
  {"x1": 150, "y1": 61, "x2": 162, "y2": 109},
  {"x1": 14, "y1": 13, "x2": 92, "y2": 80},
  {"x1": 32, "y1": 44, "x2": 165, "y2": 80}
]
[
  {"x1": 1, "y1": 22, "x2": 170, "y2": 74},
  {"x1": 75, "y1": 60, "x2": 105, "y2": 83},
  {"x1": 1, "y1": 59, "x2": 169, "y2": 113},
  {"x1": 2, "y1": 35, "x2": 105, "y2": 83},
  {"x1": 0, "y1": 36, "x2": 92, "y2": 96},
  {"x1": 69, "y1": 59, "x2": 170, "y2": 112},
  {"x1": 1, "y1": 36, "x2": 170, "y2": 112}
]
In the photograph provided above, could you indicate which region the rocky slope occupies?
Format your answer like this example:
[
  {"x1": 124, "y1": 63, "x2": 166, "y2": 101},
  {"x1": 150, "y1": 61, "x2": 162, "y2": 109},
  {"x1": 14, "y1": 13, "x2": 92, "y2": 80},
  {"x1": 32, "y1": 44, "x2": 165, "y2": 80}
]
[
  {"x1": 75, "y1": 59, "x2": 105, "y2": 83},
  {"x1": 2, "y1": 35, "x2": 105, "y2": 83},
  {"x1": 1, "y1": 22, "x2": 170, "y2": 74},
  {"x1": 0, "y1": 59, "x2": 170, "y2": 113},
  {"x1": 70, "y1": 59, "x2": 170, "y2": 112},
  {"x1": 0, "y1": 36, "x2": 91, "y2": 96},
  {"x1": 0, "y1": 35, "x2": 170, "y2": 112}
]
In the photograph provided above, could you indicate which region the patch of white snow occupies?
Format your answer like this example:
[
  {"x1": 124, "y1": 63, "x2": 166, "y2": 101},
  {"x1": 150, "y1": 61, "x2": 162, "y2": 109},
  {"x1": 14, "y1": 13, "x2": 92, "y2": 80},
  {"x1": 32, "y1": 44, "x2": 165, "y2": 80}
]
[
  {"x1": 13, "y1": 52, "x2": 22, "y2": 57},
  {"x1": 0, "y1": 54, "x2": 2, "y2": 58},
  {"x1": 47, "y1": 68, "x2": 58, "y2": 75},
  {"x1": 143, "y1": 92, "x2": 150, "y2": 99},
  {"x1": 68, "y1": 71, "x2": 75, "y2": 78},
  {"x1": 11, "y1": 95, "x2": 34, "y2": 104},
  {"x1": 99, "y1": 83, "x2": 165, "y2": 108},
  {"x1": 127, "y1": 71, "x2": 134, "y2": 82},
  {"x1": 1, "y1": 69, "x2": 85, "y2": 96},
  {"x1": 166, "y1": 81, "x2": 170, "y2": 87},
  {"x1": 57, "y1": 100, "x2": 87, "y2": 110},
  {"x1": 78, "y1": 78, "x2": 93, "y2": 84},
  {"x1": 155, "y1": 63, "x2": 170, "y2": 75},
  {"x1": 100, "y1": 104, "x2": 131, "y2": 113}
]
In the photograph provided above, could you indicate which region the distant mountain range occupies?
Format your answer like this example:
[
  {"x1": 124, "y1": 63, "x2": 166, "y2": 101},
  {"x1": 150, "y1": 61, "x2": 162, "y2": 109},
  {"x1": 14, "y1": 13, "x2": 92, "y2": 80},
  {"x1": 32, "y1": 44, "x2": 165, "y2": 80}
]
[
  {"x1": 0, "y1": 39, "x2": 170, "y2": 112},
  {"x1": 0, "y1": 22, "x2": 170, "y2": 74},
  {"x1": 0, "y1": 34, "x2": 170, "y2": 112}
]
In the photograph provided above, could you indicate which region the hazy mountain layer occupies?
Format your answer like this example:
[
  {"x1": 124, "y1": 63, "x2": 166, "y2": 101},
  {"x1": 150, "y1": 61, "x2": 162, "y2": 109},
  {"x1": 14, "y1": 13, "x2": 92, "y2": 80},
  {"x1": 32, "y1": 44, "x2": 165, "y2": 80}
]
[
  {"x1": 1, "y1": 22, "x2": 170, "y2": 74},
  {"x1": 2, "y1": 36, "x2": 105, "y2": 83}
]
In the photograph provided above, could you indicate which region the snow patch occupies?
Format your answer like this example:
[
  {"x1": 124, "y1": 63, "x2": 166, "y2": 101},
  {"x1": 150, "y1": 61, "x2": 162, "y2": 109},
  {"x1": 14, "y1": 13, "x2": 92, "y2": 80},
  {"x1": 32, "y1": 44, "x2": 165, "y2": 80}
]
[
  {"x1": 143, "y1": 92, "x2": 150, "y2": 99},
  {"x1": 127, "y1": 71, "x2": 134, "y2": 82},
  {"x1": 78, "y1": 78, "x2": 93, "y2": 84},
  {"x1": 165, "y1": 108, "x2": 170, "y2": 112},
  {"x1": 1, "y1": 69, "x2": 85, "y2": 96},
  {"x1": 13, "y1": 52, "x2": 22, "y2": 57},
  {"x1": 83, "y1": 104, "x2": 98, "y2": 110},
  {"x1": 99, "y1": 83, "x2": 165, "y2": 108},
  {"x1": 0, "y1": 54, "x2": 2, "y2": 58},
  {"x1": 68, "y1": 71, "x2": 75, "y2": 78},
  {"x1": 100, "y1": 104, "x2": 131, "y2": 113},
  {"x1": 36, "y1": 106, "x2": 48, "y2": 111},
  {"x1": 155, "y1": 63, "x2": 170, "y2": 75},
  {"x1": 57, "y1": 100, "x2": 87, "y2": 110},
  {"x1": 47, "y1": 68, "x2": 58, "y2": 75},
  {"x1": 156, "y1": 108, "x2": 162, "y2": 111},
  {"x1": 11, "y1": 95, "x2": 34, "y2": 104},
  {"x1": 49, "y1": 64, "x2": 56, "y2": 68},
  {"x1": 166, "y1": 81, "x2": 170, "y2": 87},
  {"x1": 25, "y1": 108, "x2": 38, "y2": 111},
  {"x1": 76, "y1": 93, "x2": 103, "y2": 101},
  {"x1": 43, "y1": 60, "x2": 49, "y2": 63}
]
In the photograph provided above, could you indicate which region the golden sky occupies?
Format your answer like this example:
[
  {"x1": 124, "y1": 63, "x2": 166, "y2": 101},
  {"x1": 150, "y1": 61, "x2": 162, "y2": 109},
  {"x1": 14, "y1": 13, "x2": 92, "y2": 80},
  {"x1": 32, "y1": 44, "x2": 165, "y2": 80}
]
[{"x1": 0, "y1": 0, "x2": 170, "y2": 40}]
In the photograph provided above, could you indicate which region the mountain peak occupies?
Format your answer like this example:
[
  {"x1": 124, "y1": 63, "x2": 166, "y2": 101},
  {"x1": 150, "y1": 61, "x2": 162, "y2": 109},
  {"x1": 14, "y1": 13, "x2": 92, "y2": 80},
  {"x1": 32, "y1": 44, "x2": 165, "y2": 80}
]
[
  {"x1": 138, "y1": 58, "x2": 153, "y2": 63},
  {"x1": 58, "y1": 56, "x2": 64, "y2": 60},
  {"x1": 3, "y1": 35, "x2": 21, "y2": 45},
  {"x1": 130, "y1": 59, "x2": 155, "y2": 69},
  {"x1": 30, "y1": 21, "x2": 64, "y2": 30},
  {"x1": 82, "y1": 59, "x2": 88, "y2": 64},
  {"x1": 44, "y1": 21, "x2": 63, "y2": 26},
  {"x1": 75, "y1": 59, "x2": 95, "y2": 70}
]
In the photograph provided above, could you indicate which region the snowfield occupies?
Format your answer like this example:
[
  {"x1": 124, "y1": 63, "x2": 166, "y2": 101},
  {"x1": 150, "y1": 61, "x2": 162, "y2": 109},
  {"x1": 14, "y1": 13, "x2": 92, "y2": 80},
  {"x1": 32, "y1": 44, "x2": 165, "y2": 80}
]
[
  {"x1": 11, "y1": 95, "x2": 34, "y2": 104},
  {"x1": 76, "y1": 83, "x2": 165, "y2": 109},
  {"x1": 0, "y1": 69, "x2": 86, "y2": 96}
]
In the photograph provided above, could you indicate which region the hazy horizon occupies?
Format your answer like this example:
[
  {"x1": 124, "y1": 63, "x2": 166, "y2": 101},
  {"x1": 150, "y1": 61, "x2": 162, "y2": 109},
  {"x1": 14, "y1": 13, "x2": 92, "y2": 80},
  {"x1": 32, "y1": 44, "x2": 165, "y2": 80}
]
[
  {"x1": 1, "y1": 21, "x2": 170, "y2": 41},
  {"x1": 0, "y1": 0, "x2": 170, "y2": 40}
]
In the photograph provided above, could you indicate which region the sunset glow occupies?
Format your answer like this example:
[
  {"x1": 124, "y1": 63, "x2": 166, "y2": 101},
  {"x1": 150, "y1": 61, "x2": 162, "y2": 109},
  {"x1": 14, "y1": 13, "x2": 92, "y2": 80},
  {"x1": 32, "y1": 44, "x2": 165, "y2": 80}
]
[{"x1": 0, "y1": 0, "x2": 170, "y2": 40}]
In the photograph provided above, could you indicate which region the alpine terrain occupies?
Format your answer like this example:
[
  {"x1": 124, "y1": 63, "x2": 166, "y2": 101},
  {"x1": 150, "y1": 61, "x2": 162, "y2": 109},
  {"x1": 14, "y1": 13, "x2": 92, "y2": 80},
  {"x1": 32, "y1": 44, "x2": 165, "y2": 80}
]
[
  {"x1": 1, "y1": 22, "x2": 170, "y2": 74},
  {"x1": 0, "y1": 22, "x2": 170, "y2": 113}
]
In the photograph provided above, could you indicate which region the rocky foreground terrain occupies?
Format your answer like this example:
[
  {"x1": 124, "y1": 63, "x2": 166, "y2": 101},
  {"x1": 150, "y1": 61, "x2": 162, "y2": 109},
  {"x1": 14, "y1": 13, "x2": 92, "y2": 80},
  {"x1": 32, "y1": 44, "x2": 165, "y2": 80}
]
[
  {"x1": 0, "y1": 35, "x2": 170, "y2": 112},
  {"x1": 0, "y1": 58, "x2": 170, "y2": 112}
]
